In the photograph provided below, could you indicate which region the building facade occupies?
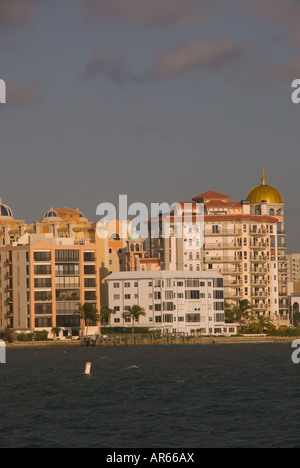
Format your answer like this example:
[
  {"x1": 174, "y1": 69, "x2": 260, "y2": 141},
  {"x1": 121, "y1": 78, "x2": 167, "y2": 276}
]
[
  {"x1": 148, "y1": 171, "x2": 289, "y2": 327},
  {"x1": 106, "y1": 271, "x2": 238, "y2": 335},
  {"x1": 0, "y1": 234, "x2": 100, "y2": 339}
]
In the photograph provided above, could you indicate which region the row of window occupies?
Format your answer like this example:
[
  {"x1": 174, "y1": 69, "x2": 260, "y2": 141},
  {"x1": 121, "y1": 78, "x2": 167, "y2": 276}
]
[
  {"x1": 113, "y1": 302, "x2": 224, "y2": 312},
  {"x1": 34, "y1": 277, "x2": 96, "y2": 288},
  {"x1": 113, "y1": 313, "x2": 225, "y2": 324},
  {"x1": 33, "y1": 251, "x2": 95, "y2": 262},
  {"x1": 112, "y1": 279, "x2": 222, "y2": 289}
]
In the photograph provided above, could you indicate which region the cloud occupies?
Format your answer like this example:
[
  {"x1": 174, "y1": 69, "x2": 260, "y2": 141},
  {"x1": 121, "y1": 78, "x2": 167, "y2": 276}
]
[
  {"x1": 144, "y1": 38, "x2": 242, "y2": 81},
  {"x1": 83, "y1": 0, "x2": 220, "y2": 26},
  {"x1": 0, "y1": 0, "x2": 38, "y2": 29},
  {"x1": 6, "y1": 82, "x2": 40, "y2": 105},
  {"x1": 82, "y1": 49, "x2": 131, "y2": 83},
  {"x1": 238, "y1": 0, "x2": 300, "y2": 24},
  {"x1": 238, "y1": 0, "x2": 300, "y2": 48},
  {"x1": 83, "y1": 39, "x2": 243, "y2": 85}
]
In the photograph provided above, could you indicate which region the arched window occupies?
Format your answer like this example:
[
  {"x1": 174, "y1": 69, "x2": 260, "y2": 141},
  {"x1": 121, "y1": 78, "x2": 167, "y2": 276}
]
[
  {"x1": 255, "y1": 206, "x2": 261, "y2": 215},
  {"x1": 293, "y1": 302, "x2": 300, "y2": 312},
  {"x1": 276, "y1": 209, "x2": 282, "y2": 216},
  {"x1": 269, "y1": 209, "x2": 275, "y2": 215}
]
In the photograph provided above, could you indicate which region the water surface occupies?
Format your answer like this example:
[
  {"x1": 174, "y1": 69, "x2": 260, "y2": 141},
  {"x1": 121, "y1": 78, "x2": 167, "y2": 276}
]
[{"x1": 0, "y1": 343, "x2": 299, "y2": 448}]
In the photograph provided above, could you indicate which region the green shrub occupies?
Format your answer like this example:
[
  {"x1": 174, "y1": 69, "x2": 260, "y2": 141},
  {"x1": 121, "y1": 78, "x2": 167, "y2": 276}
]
[{"x1": 0, "y1": 329, "x2": 14, "y2": 343}]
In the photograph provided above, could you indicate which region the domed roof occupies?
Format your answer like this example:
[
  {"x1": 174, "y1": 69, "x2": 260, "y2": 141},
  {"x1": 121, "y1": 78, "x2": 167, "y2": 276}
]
[
  {"x1": 246, "y1": 169, "x2": 283, "y2": 204},
  {"x1": 44, "y1": 208, "x2": 59, "y2": 219},
  {"x1": 0, "y1": 198, "x2": 13, "y2": 218},
  {"x1": 128, "y1": 228, "x2": 142, "y2": 241}
]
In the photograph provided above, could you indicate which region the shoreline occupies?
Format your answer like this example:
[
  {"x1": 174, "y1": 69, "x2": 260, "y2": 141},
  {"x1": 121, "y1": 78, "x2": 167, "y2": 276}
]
[{"x1": 5, "y1": 335, "x2": 297, "y2": 349}]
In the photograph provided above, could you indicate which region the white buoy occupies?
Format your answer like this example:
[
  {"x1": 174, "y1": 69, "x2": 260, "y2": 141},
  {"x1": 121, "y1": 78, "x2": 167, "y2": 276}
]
[{"x1": 83, "y1": 362, "x2": 92, "y2": 376}]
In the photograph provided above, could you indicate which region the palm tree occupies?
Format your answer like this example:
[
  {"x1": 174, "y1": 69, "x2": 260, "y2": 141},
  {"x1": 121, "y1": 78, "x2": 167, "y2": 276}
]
[
  {"x1": 74, "y1": 303, "x2": 100, "y2": 339},
  {"x1": 121, "y1": 305, "x2": 146, "y2": 334},
  {"x1": 225, "y1": 302, "x2": 236, "y2": 323},
  {"x1": 250, "y1": 315, "x2": 274, "y2": 334},
  {"x1": 100, "y1": 307, "x2": 116, "y2": 328},
  {"x1": 51, "y1": 327, "x2": 61, "y2": 341},
  {"x1": 226, "y1": 299, "x2": 253, "y2": 330}
]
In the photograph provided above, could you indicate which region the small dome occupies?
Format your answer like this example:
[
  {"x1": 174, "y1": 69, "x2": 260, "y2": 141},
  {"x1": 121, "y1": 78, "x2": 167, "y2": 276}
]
[
  {"x1": 0, "y1": 198, "x2": 13, "y2": 218},
  {"x1": 128, "y1": 227, "x2": 142, "y2": 241},
  {"x1": 246, "y1": 170, "x2": 283, "y2": 204},
  {"x1": 44, "y1": 208, "x2": 59, "y2": 218}
]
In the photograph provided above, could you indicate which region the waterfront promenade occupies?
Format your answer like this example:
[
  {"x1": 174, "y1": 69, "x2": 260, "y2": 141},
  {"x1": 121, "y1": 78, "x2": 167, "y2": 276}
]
[{"x1": 5, "y1": 334, "x2": 297, "y2": 349}]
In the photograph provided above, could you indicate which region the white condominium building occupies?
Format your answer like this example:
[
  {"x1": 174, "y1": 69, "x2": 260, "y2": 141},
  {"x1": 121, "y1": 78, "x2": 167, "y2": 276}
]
[{"x1": 106, "y1": 271, "x2": 238, "y2": 336}]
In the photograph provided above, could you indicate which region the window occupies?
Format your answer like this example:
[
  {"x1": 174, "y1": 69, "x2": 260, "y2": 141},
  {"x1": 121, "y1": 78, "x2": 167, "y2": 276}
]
[
  {"x1": 186, "y1": 313, "x2": 201, "y2": 323},
  {"x1": 213, "y1": 278, "x2": 223, "y2": 288},
  {"x1": 84, "y1": 252, "x2": 95, "y2": 262},
  {"x1": 163, "y1": 302, "x2": 174, "y2": 311},
  {"x1": 165, "y1": 291, "x2": 174, "y2": 300},
  {"x1": 34, "y1": 251, "x2": 51, "y2": 262},
  {"x1": 35, "y1": 265, "x2": 51, "y2": 275},
  {"x1": 213, "y1": 290, "x2": 223, "y2": 299},
  {"x1": 85, "y1": 291, "x2": 96, "y2": 301},
  {"x1": 163, "y1": 314, "x2": 173, "y2": 323},
  {"x1": 55, "y1": 250, "x2": 79, "y2": 262},
  {"x1": 185, "y1": 290, "x2": 200, "y2": 300},
  {"x1": 215, "y1": 313, "x2": 225, "y2": 322},
  {"x1": 113, "y1": 283, "x2": 120, "y2": 288},
  {"x1": 84, "y1": 278, "x2": 96, "y2": 288},
  {"x1": 84, "y1": 265, "x2": 95, "y2": 275},
  {"x1": 34, "y1": 278, "x2": 52, "y2": 288}
]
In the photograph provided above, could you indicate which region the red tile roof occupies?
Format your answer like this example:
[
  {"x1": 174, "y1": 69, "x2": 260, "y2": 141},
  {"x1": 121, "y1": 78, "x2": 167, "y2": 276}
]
[{"x1": 192, "y1": 190, "x2": 231, "y2": 201}]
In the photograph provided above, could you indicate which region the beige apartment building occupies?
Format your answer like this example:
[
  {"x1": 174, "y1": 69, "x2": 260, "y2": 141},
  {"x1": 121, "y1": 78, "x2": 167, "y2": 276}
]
[
  {"x1": 149, "y1": 171, "x2": 289, "y2": 327},
  {"x1": 287, "y1": 254, "x2": 300, "y2": 283},
  {"x1": 0, "y1": 233, "x2": 100, "y2": 339}
]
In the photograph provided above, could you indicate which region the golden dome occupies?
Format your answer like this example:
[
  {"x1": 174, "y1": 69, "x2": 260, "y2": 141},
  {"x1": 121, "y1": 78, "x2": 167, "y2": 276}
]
[{"x1": 246, "y1": 169, "x2": 283, "y2": 204}]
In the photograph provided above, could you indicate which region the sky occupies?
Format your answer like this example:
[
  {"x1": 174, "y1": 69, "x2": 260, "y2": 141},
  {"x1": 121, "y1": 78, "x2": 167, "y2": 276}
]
[{"x1": 0, "y1": 0, "x2": 300, "y2": 252}]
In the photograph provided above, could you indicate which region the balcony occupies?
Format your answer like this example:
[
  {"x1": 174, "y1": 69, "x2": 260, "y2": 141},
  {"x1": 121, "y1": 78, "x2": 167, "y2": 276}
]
[
  {"x1": 252, "y1": 291, "x2": 269, "y2": 298},
  {"x1": 225, "y1": 292, "x2": 244, "y2": 299},
  {"x1": 249, "y1": 242, "x2": 269, "y2": 250},
  {"x1": 250, "y1": 256, "x2": 269, "y2": 263},
  {"x1": 205, "y1": 256, "x2": 242, "y2": 263},
  {"x1": 205, "y1": 229, "x2": 242, "y2": 237},
  {"x1": 224, "y1": 280, "x2": 243, "y2": 287},
  {"x1": 203, "y1": 242, "x2": 242, "y2": 250},
  {"x1": 250, "y1": 279, "x2": 268, "y2": 286},
  {"x1": 253, "y1": 303, "x2": 269, "y2": 310},
  {"x1": 249, "y1": 229, "x2": 268, "y2": 236}
]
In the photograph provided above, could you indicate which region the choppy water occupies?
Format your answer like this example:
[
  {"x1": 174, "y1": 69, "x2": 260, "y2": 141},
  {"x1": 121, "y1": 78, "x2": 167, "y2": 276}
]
[{"x1": 0, "y1": 343, "x2": 300, "y2": 448}]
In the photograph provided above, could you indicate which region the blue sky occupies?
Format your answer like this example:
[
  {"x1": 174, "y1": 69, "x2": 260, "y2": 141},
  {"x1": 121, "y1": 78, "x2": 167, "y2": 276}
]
[{"x1": 1, "y1": 0, "x2": 300, "y2": 251}]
